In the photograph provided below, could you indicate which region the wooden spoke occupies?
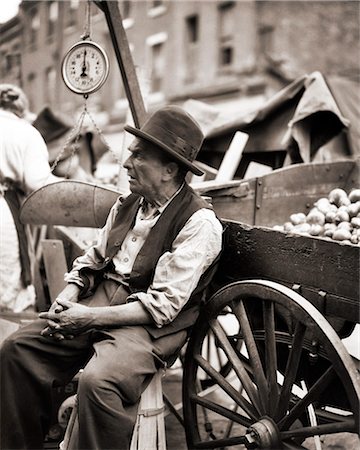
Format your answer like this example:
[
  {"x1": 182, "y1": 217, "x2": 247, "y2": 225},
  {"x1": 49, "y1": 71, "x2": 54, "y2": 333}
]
[
  {"x1": 209, "y1": 318, "x2": 263, "y2": 415},
  {"x1": 275, "y1": 321, "x2": 307, "y2": 421},
  {"x1": 194, "y1": 353, "x2": 258, "y2": 420},
  {"x1": 278, "y1": 366, "x2": 336, "y2": 430},
  {"x1": 232, "y1": 300, "x2": 268, "y2": 413},
  {"x1": 190, "y1": 393, "x2": 252, "y2": 428},
  {"x1": 263, "y1": 300, "x2": 279, "y2": 414},
  {"x1": 280, "y1": 418, "x2": 356, "y2": 440}
]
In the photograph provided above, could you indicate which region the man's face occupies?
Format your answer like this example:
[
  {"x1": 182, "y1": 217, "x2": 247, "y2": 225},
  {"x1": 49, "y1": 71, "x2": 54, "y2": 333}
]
[{"x1": 124, "y1": 138, "x2": 168, "y2": 200}]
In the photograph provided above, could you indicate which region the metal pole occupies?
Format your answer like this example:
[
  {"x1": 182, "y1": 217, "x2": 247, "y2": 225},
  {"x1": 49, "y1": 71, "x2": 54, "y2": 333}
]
[{"x1": 94, "y1": 0, "x2": 147, "y2": 128}]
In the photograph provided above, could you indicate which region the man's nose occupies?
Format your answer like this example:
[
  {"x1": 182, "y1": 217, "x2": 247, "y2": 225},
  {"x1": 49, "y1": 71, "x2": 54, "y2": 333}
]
[{"x1": 123, "y1": 155, "x2": 131, "y2": 169}]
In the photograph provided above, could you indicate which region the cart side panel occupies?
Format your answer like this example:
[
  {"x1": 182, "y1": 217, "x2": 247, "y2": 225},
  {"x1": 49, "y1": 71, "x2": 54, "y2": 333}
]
[
  {"x1": 215, "y1": 221, "x2": 359, "y2": 323},
  {"x1": 209, "y1": 160, "x2": 359, "y2": 226},
  {"x1": 255, "y1": 160, "x2": 359, "y2": 227}
]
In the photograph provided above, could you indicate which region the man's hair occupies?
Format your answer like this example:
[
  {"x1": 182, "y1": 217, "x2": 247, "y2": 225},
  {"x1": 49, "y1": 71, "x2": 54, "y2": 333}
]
[{"x1": 0, "y1": 84, "x2": 29, "y2": 118}]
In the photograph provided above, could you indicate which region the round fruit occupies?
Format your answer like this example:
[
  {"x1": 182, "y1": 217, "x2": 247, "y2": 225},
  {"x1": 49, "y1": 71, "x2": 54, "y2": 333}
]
[
  {"x1": 328, "y1": 188, "x2": 348, "y2": 207},
  {"x1": 314, "y1": 198, "x2": 332, "y2": 214},
  {"x1": 334, "y1": 210, "x2": 350, "y2": 224},
  {"x1": 332, "y1": 229, "x2": 352, "y2": 241},
  {"x1": 351, "y1": 217, "x2": 360, "y2": 228},
  {"x1": 306, "y1": 208, "x2": 325, "y2": 226},
  {"x1": 290, "y1": 213, "x2": 306, "y2": 225},
  {"x1": 349, "y1": 189, "x2": 360, "y2": 203}
]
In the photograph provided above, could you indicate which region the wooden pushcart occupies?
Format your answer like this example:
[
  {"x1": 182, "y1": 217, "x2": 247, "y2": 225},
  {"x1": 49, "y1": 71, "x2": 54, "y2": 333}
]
[
  {"x1": 179, "y1": 160, "x2": 360, "y2": 449},
  {"x1": 19, "y1": 158, "x2": 360, "y2": 449}
]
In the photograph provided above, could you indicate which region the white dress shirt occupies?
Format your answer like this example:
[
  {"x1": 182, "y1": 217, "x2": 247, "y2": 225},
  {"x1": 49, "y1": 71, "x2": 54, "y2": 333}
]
[{"x1": 65, "y1": 189, "x2": 223, "y2": 328}]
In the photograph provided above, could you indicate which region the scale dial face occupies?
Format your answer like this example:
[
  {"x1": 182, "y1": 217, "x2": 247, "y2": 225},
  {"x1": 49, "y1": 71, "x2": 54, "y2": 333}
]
[{"x1": 61, "y1": 40, "x2": 110, "y2": 95}]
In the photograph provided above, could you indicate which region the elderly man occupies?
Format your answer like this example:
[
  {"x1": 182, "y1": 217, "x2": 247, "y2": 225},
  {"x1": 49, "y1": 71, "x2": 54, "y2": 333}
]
[{"x1": 0, "y1": 105, "x2": 223, "y2": 450}]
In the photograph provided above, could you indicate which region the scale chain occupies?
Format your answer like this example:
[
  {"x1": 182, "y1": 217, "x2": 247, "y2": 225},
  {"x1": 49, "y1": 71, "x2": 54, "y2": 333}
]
[{"x1": 49, "y1": 97, "x2": 123, "y2": 180}]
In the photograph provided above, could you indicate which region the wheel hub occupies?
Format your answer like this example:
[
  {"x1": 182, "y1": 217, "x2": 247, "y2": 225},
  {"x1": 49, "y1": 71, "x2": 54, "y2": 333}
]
[{"x1": 244, "y1": 417, "x2": 281, "y2": 449}]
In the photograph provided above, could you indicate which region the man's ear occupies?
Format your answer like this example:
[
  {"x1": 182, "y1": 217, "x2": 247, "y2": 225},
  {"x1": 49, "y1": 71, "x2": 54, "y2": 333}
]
[{"x1": 163, "y1": 162, "x2": 179, "y2": 180}]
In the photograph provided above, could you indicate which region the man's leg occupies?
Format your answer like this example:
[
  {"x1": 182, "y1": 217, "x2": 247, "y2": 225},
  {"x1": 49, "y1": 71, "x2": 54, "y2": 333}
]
[
  {"x1": 76, "y1": 325, "x2": 188, "y2": 450},
  {"x1": 76, "y1": 326, "x2": 158, "y2": 450},
  {"x1": 0, "y1": 319, "x2": 93, "y2": 449}
]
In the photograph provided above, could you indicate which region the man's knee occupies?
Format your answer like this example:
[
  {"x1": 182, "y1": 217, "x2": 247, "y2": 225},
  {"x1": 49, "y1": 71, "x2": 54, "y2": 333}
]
[
  {"x1": 79, "y1": 363, "x2": 144, "y2": 405},
  {"x1": 1, "y1": 332, "x2": 19, "y2": 358}
]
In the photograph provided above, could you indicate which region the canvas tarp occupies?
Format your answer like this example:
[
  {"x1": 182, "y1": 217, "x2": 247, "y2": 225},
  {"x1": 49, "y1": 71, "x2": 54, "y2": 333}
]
[{"x1": 185, "y1": 72, "x2": 359, "y2": 164}]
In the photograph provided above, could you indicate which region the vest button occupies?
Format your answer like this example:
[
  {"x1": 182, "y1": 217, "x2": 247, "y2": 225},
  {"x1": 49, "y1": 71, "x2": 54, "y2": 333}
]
[
  {"x1": 132, "y1": 237, "x2": 137, "y2": 242},
  {"x1": 115, "y1": 241, "x2": 121, "y2": 246}
]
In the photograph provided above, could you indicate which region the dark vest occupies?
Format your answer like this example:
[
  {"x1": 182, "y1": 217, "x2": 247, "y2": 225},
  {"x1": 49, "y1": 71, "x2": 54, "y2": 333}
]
[{"x1": 79, "y1": 183, "x2": 221, "y2": 338}]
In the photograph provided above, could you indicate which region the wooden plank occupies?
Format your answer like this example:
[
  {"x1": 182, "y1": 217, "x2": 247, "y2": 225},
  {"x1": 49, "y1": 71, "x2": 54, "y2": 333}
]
[
  {"x1": 215, "y1": 131, "x2": 249, "y2": 182},
  {"x1": 215, "y1": 221, "x2": 359, "y2": 322},
  {"x1": 41, "y1": 240, "x2": 68, "y2": 303},
  {"x1": 96, "y1": 1, "x2": 147, "y2": 128}
]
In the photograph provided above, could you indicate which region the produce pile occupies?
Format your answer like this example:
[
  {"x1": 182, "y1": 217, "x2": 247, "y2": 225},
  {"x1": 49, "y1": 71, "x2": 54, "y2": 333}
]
[{"x1": 273, "y1": 188, "x2": 360, "y2": 245}]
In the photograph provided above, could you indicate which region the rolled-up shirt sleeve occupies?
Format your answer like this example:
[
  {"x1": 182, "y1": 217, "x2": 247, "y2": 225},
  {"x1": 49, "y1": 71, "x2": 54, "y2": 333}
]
[{"x1": 128, "y1": 208, "x2": 223, "y2": 327}]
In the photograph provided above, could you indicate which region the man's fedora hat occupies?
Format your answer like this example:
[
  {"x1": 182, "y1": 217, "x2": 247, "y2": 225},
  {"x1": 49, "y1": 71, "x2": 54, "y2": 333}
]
[
  {"x1": 33, "y1": 106, "x2": 74, "y2": 144},
  {"x1": 124, "y1": 105, "x2": 204, "y2": 176}
]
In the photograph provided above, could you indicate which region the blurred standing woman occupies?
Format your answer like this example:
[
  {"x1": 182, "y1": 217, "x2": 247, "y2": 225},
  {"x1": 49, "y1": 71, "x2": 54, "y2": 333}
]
[{"x1": 0, "y1": 84, "x2": 59, "y2": 312}]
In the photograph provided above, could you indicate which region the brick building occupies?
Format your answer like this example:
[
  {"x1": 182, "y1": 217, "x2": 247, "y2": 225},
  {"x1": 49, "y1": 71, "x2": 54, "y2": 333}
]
[{"x1": 0, "y1": 0, "x2": 359, "y2": 128}]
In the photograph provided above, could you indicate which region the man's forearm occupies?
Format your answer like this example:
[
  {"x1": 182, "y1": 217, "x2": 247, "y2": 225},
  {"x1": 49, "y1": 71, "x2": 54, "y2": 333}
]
[
  {"x1": 57, "y1": 283, "x2": 81, "y2": 303},
  {"x1": 90, "y1": 301, "x2": 155, "y2": 328}
]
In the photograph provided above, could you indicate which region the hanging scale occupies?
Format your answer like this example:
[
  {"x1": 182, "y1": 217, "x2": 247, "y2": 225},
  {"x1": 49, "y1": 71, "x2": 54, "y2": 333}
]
[{"x1": 54, "y1": 1, "x2": 121, "y2": 178}]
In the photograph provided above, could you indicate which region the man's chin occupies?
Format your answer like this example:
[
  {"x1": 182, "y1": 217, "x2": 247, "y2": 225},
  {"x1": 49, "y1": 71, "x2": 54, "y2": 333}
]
[{"x1": 128, "y1": 180, "x2": 139, "y2": 193}]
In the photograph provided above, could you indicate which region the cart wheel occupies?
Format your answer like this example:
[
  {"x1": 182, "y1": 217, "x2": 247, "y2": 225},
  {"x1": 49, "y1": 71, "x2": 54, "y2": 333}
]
[
  {"x1": 197, "y1": 306, "x2": 239, "y2": 390},
  {"x1": 183, "y1": 280, "x2": 360, "y2": 449}
]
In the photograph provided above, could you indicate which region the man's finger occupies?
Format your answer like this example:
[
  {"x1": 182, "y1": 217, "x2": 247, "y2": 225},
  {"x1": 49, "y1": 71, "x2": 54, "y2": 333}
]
[
  {"x1": 53, "y1": 304, "x2": 63, "y2": 314},
  {"x1": 41, "y1": 326, "x2": 54, "y2": 337},
  {"x1": 53, "y1": 332, "x2": 65, "y2": 341},
  {"x1": 39, "y1": 312, "x2": 59, "y2": 321},
  {"x1": 56, "y1": 298, "x2": 74, "y2": 309},
  {"x1": 47, "y1": 319, "x2": 61, "y2": 329}
]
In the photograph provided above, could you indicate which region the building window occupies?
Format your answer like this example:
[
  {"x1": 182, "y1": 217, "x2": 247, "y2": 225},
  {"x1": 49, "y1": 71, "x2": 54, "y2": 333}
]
[
  {"x1": 67, "y1": 0, "x2": 79, "y2": 27},
  {"x1": 185, "y1": 14, "x2": 199, "y2": 82},
  {"x1": 220, "y1": 46, "x2": 233, "y2": 65},
  {"x1": 186, "y1": 14, "x2": 199, "y2": 43},
  {"x1": 218, "y1": 1, "x2": 235, "y2": 67},
  {"x1": 150, "y1": 43, "x2": 165, "y2": 92},
  {"x1": 148, "y1": 0, "x2": 167, "y2": 18},
  {"x1": 45, "y1": 67, "x2": 56, "y2": 106},
  {"x1": 48, "y1": 2, "x2": 58, "y2": 38},
  {"x1": 120, "y1": 0, "x2": 131, "y2": 19},
  {"x1": 146, "y1": 33, "x2": 167, "y2": 93},
  {"x1": 29, "y1": 8, "x2": 40, "y2": 48},
  {"x1": 27, "y1": 73, "x2": 36, "y2": 110},
  {"x1": 151, "y1": 0, "x2": 163, "y2": 7}
]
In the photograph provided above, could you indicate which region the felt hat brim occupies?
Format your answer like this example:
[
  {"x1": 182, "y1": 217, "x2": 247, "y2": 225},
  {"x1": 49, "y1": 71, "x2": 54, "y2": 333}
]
[{"x1": 124, "y1": 124, "x2": 204, "y2": 176}]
